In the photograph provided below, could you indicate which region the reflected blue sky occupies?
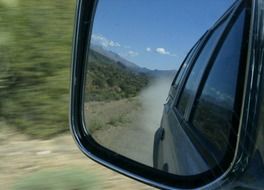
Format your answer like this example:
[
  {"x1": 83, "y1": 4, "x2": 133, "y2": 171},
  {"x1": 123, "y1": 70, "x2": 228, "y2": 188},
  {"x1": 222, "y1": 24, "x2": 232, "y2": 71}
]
[{"x1": 91, "y1": 0, "x2": 235, "y2": 70}]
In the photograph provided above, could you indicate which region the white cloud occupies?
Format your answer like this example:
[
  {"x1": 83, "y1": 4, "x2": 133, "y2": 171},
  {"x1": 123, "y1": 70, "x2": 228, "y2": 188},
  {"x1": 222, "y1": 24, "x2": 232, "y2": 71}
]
[
  {"x1": 127, "y1": 50, "x2": 139, "y2": 57},
  {"x1": 146, "y1": 47, "x2": 152, "y2": 52},
  {"x1": 91, "y1": 34, "x2": 121, "y2": 48},
  {"x1": 155, "y1": 48, "x2": 177, "y2": 57},
  {"x1": 155, "y1": 48, "x2": 170, "y2": 55}
]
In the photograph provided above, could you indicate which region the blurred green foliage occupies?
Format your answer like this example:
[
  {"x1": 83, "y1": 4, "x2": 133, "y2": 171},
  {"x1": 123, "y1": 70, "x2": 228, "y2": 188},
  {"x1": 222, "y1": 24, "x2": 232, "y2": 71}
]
[
  {"x1": 0, "y1": 0, "x2": 75, "y2": 138},
  {"x1": 12, "y1": 167, "x2": 101, "y2": 190}
]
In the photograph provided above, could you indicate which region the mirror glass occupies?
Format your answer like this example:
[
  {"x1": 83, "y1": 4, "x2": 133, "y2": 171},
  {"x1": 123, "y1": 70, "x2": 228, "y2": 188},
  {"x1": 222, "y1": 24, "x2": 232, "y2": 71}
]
[{"x1": 84, "y1": 0, "x2": 236, "y2": 176}]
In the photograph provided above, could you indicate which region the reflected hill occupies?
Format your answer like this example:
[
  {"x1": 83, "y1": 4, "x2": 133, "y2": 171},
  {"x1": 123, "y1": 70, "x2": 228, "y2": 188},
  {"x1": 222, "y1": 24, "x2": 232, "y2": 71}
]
[
  {"x1": 87, "y1": 45, "x2": 176, "y2": 102},
  {"x1": 91, "y1": 44, "x2": 176, "y2": 78}
]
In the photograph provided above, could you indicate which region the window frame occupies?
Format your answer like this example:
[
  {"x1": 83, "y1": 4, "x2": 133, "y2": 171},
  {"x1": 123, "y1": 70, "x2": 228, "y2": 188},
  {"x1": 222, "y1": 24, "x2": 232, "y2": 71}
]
[
  {"x1": 171, "y1": 34, "x2": 205, "y2": 88},
  {"x1": 173, "y1": 1, "x2": 252, "y2": 175},
  {"x1": 188, "y1": 9, "x2": 248, "y2": 122},
  {"x1": 169, "y1": 32, "x2": 208, "y2": 109},
  {"x1": 173, "y1": 9, "x2": 235, "y2": 119}
]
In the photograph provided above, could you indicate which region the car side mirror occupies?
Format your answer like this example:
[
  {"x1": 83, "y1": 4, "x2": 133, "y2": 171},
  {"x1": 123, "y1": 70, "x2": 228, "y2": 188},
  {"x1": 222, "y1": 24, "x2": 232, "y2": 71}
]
[{"x1": 70, "y1": 0, "x2": 263, "y2": 189}]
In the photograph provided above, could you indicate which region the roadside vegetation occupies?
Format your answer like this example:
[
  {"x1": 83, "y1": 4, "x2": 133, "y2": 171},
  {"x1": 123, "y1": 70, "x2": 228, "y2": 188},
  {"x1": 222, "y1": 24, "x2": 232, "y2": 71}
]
[
  {"x1": 85, "y1": 98, "x2": 141, "y2": 133},
  {"x1": 86, "y1": 50, "x2": 149, "y2": 102},
  {"x1": 0, "y1": 0, "x2": 75, "y2": 138}
]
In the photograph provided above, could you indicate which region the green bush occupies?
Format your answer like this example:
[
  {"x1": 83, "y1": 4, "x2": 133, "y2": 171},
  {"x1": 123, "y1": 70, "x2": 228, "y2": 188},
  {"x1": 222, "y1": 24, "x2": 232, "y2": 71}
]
[{"x1": 12, "y1": 168, "x2": 101, "y2": 190}]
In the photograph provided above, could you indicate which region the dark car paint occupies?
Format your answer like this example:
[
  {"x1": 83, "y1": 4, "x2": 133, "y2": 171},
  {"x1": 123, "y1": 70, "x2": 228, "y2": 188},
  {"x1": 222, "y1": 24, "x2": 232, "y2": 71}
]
[
  {"x1": 154, "y1": 0, "x2": 247, "y2": 175},
  {"x1": 153, "y1": 0, "x2": 264, "y2": 189}
]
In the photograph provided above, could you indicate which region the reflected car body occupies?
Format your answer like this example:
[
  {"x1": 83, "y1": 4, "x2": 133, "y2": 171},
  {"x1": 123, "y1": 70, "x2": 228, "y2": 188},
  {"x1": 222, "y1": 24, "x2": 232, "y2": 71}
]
[{"x1": 154, "y1": 0, "x2": 264, "y2": 188}]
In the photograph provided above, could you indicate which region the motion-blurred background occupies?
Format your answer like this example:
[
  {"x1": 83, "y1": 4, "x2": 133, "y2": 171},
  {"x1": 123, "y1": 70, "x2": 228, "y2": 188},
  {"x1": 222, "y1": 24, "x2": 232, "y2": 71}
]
[{"x1": 0, "y1": 0, "x2": 154, "y2": 189}]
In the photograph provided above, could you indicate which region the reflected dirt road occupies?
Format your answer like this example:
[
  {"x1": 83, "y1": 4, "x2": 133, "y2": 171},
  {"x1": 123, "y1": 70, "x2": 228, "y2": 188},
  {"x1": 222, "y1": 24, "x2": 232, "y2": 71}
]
[{"x1": 90, "y1": 77, "x2": 173, "y2": 167}]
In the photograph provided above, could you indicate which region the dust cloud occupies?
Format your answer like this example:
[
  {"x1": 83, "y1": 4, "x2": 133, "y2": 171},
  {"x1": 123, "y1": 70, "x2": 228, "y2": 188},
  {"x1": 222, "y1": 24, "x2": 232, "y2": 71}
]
[
  {"x1": 137, "y1": 76, "x2": 174, "y2": 136},
  {"x1": 124, "y1": 76, "x2": 174, "y2": 166}
]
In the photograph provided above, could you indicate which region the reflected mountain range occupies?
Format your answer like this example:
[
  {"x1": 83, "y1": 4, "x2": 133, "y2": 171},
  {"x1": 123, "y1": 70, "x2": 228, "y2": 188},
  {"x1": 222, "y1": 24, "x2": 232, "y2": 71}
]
[{"x1": 91, "y1": 44, "x2": 176, "y2": 79}]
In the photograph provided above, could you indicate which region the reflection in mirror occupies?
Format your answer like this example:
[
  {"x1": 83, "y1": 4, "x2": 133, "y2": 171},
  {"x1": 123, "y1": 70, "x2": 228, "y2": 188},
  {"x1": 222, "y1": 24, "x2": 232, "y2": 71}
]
[{"x1": 84, "y1": 0, "x2": 236, "y2": 176}]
